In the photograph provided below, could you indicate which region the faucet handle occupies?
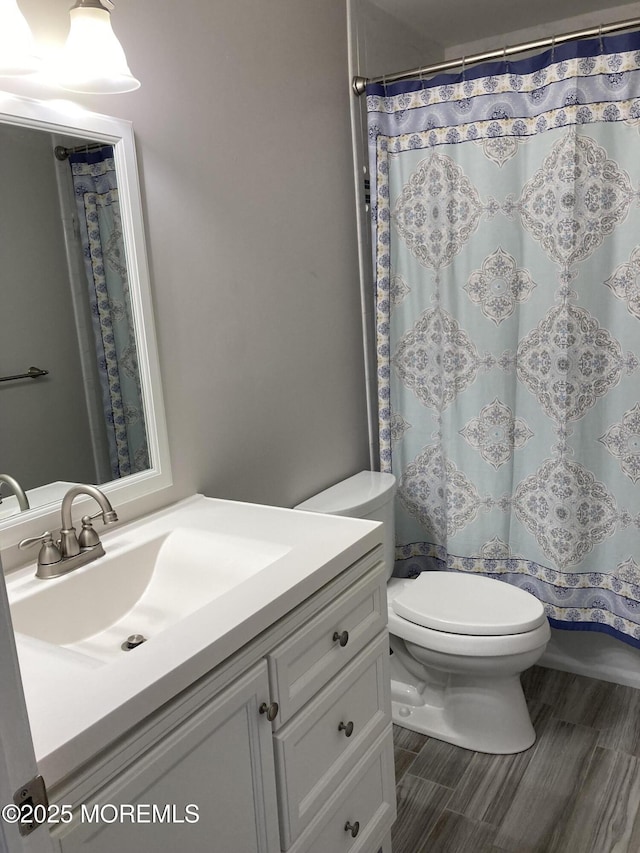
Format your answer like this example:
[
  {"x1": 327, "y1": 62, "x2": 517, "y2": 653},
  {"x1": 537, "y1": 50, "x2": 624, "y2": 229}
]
[
  {"x1": 77, "y1": 507, "x2": 118, "y2": 549},
  {"x1": 18, "y1": 532, "x2": 62, "y2": 566},
  {"x1": 78, "y1": 515, "x2": 100, "y2": 548}
]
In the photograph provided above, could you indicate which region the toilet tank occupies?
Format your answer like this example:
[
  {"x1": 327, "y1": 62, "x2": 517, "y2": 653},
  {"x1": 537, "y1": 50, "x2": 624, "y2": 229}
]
[{"x1": 294, "y1": 471, "x2": 396, "y2": 579}]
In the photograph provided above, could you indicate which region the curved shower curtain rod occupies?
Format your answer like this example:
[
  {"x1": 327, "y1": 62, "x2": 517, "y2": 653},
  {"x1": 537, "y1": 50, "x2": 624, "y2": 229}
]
[{"x1": 352, "y1": 15, "x2": 640, "y2": 96}]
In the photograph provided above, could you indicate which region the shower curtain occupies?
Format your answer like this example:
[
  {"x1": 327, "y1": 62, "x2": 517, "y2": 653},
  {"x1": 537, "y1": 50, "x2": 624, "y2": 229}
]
[
  {"x1": 367, "y1": 30, "x2": 640, "y2": 647},
  {"x1": 69, "y1": 146, "x2": 148, "y2": 479}
]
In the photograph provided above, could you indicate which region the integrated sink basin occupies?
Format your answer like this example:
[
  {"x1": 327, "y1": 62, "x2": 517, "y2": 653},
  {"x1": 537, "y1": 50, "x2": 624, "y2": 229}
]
[{"x1": 10, "y1": 526, "x2": 290, "y2": 663}]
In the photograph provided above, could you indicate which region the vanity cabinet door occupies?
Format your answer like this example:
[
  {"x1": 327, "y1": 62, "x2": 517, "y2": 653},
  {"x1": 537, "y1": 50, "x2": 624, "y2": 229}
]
[{"x1": 53, "y1": 661, "x2": 280, "y2": 853}]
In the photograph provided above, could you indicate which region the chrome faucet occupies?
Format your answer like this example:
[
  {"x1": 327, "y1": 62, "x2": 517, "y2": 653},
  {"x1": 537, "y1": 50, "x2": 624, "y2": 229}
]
[
  {"x1": 19, "y1": 484, "x2": 118, "y2": 579},
  {"x1": 0, "y1": 474, "x2": 30, "y2": 512}
]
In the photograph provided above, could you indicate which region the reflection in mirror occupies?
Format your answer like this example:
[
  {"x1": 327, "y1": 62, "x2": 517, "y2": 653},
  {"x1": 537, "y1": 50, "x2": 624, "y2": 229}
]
[
  {"x1": 58, "y1": 137, "x2": 149, "y2": 478},
  {"x1": 0, "y1": 123, "x2": 149, "y2": 518},
  {"x1": 0, "y1": 94, "x2": 170, "y2": 540},
  {"x1": 0, "y1": 474, "x2": 29, "y2": 513}
]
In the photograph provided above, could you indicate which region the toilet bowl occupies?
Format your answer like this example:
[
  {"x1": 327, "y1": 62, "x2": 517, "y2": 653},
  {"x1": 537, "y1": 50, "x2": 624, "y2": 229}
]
[
  {"x1": 387, "y1": 574, "x2": 549, "y2": 753},
  {"x1": 295, "y1": 471, "x2": 550, "y2": 755}
]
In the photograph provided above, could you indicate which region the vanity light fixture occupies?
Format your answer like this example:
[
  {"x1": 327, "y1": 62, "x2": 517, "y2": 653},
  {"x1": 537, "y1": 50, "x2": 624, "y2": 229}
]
[
  {"x1": 0, "y1": 0, "x2": 40, "y2": 76},
  {"x1": 54, "y1": 0, "x2": 140, "y2": 94}
]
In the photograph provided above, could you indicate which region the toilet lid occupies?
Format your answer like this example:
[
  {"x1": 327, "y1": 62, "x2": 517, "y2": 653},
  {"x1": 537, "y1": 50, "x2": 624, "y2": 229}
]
[{"x1": 391, "y1": 572, "x2": 546, "y2": 635}]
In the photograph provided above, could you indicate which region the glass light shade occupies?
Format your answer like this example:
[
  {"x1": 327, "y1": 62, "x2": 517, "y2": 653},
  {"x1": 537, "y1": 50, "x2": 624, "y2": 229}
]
[
  {"x1": 55, "y1": 5, "x2": 140, "y2": 94},
  {"x1": 0, "y1": 0, "x2": 40, "y2": 75}
]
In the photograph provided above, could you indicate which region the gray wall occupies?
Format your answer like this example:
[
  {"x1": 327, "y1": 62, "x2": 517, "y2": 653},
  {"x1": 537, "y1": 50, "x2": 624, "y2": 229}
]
[
  {"x1": 347, "y1": 0, "x2": 444, "y2": 467},
  {"x1": 445, "y1": 1, "x2": 640, "y2": 57},
  {"x1": 8, "y1": 0, "x2": 371, "y2": 514},
  {"x1": 350, "y1": 0, "x2": 442, "y2": 79}
]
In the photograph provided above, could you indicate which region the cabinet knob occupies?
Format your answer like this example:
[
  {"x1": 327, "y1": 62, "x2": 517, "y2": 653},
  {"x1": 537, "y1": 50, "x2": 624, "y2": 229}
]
[
  {"x1": 259, "y1": 701, "x2": 279, "y2": 722},
  {"x1": 332, "y1": 630, "x2": 349, "y2": 647},
  {"x1": 338, "y1": 720, "x2": 354, "y2": 737},
  {"x1": 344, "y1": 820, "x2": 360, "y2": 838}
]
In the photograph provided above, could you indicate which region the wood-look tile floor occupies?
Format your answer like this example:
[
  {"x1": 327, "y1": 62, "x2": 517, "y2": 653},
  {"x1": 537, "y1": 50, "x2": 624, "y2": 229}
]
[{"x1": 391, "y1": 665, "x2": 640, "y2": 853}]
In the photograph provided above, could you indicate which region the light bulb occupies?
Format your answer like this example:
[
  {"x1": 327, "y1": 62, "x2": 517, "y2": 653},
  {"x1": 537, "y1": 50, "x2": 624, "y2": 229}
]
[
  {"x1": 54, "y1": 0, "x2": 140, "y2": 94},
  {"x1": 0, "y1": 0, "x2": 40, "y2": 76}
]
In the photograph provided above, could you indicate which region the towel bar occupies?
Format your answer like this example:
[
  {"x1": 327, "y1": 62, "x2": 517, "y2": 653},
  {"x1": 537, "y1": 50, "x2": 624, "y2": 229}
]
[{"x1": 0, "y1": 366, "x2": 49, "y2": 383}]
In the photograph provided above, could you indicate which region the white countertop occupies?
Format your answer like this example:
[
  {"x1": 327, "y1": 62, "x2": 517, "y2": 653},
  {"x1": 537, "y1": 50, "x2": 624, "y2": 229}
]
[{"x1": 6, "y1": 495, "x2": 382, "y2": 787}]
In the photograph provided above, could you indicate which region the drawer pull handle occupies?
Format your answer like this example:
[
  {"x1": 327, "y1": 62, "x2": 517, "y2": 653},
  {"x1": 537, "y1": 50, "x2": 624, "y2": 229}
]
[
  {"x1": 259, "y1": 701, "x2": 279, "y2": 722},
  {"x1": 338, "y1": 720, "x2": 354, "y2": 737},
  {"x1": 344, "y1": 820, "x2": 360, "y2": 838},
  {"x1": 333, "y1": 630, "x2": 349, "y2": 647}
]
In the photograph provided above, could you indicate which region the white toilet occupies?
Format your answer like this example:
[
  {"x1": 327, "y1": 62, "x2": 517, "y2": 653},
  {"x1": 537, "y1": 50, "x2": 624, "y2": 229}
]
[{"x1": 295, "y1": 470, "x2": 550, "y2": 755}]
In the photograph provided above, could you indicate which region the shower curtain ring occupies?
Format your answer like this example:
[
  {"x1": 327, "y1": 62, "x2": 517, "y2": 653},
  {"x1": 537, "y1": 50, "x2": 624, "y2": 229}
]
[
  {"x1": 599, "y1": 24, "x2": 604, "y2": 53},
  {"x1": 551, "y1": 35, "x2": 556, "y2": 62},
  {"x1": 417, "y1": 64, "x2": 428, "y2": 96},
  {"x1": 461, "y1": 55, "x2": 466, "y2": 81}
]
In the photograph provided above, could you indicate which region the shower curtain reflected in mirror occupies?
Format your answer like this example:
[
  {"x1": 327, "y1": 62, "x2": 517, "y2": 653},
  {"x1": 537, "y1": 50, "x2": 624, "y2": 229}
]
[
  {"x1": 367, "y1": 30, "x2": 640, "y2": 647},
  {"x1": 69, "y1": 146, "x2": 148, "y2": 479}
]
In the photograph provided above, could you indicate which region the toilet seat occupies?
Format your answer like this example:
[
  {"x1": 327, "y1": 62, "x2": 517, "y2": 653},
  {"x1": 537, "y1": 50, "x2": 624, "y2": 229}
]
[
  {"x1": 387, "y1": 606, "x2": 550, "y2": 657},
  {"x1": 391, "y1": 571, "x2": 546, "y2": 635},
  {"x1": 387, "y1": 576, "x2": 550, "y2": 657}
]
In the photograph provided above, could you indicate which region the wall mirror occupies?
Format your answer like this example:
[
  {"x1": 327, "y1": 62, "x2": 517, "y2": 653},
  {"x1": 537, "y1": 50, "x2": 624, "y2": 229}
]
[{"x1": 0, "y1": 91, "x2": 171, "y2": 551}]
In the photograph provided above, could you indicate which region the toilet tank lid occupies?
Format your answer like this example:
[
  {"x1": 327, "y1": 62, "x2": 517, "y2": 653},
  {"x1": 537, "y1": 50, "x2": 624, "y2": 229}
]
[{"x1": 294, "y1": 471, "x2": 396, "y2": 517}]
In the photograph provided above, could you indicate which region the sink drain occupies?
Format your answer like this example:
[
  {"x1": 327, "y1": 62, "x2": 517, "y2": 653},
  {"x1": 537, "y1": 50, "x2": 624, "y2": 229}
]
[{"x1": 121, "y1": 634, "x2": 147, "y2": 651}]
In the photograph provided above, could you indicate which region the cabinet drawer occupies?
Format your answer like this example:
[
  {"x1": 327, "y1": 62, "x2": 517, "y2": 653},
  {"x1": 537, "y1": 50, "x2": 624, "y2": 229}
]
[
  {"x1": 274, "y1": 633, "x2": 390, "y2": 847},
  {"x1": 287, "y1": 727, "x2": 395, "y2": 853},
  {"x1": 268, "y1": 563, "x2": 386, "y2": 725}
]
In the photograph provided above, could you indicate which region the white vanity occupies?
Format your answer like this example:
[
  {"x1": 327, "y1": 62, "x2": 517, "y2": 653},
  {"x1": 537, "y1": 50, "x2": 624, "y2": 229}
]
[{"x1": 7, "y1": 495, "x2": 396, "y2": 853}]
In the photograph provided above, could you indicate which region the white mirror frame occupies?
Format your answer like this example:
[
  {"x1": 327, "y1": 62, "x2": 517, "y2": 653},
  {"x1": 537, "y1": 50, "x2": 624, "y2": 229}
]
[{"x1": 0, "y1": 91, "x2": 171, "y2": 553}]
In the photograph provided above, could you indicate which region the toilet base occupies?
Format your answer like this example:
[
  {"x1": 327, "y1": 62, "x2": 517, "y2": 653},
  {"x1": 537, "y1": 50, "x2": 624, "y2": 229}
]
[{"x1": 390, "y1": 672, "x2": 536, "y2": 754}]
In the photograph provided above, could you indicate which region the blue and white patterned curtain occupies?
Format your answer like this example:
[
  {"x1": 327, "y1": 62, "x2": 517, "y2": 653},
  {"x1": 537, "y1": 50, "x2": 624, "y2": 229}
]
[
  {"x1": 367, "y1": 31, "x2": 640, "y2": 647},
  {"x1": 69, "y1": 146, "x2": 148, "y2": 479}
]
